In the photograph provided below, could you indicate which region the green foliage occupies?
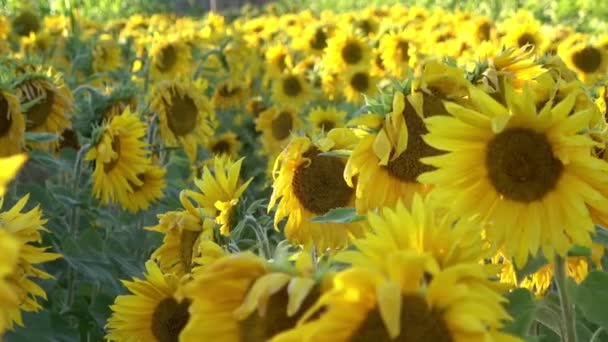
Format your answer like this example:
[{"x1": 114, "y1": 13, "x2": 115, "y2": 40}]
[{"x1": 310, "y1": 207, "x2": 366, "y2": 224}]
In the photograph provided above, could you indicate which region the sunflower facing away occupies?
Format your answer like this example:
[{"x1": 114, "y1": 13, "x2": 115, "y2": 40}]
[
  {"x1": 269, "y1": 129, "x2": 363, "y2": 251},
  {"x1": 0, "y1": 88, "x2": 25, "y2": 157},
  {"x1": 150, "y1": 80, "x2": 215, "y2": 161},
  {"x1": 85, "y1": 108, "x2": 149, "y2": 205},
  {"x1": 180, "y1": 252, "x2": 321, "y2": 342},
  {"x1": 419, "y1": 82, "x2": 608, "y2": 266},
  {"x1": 0, "y1": 195, "x2": 62, "y2": 331},
  {"x1": 106, "y1": 261, "x2": 193, "y2": 342}
]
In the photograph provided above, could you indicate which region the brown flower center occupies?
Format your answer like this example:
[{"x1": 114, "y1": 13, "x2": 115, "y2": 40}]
[
  {"x1": 397, "y1": 40, "x2": 409, "y2": 62},
  {"x1": 517, "y1": 33, "x2": 536, "y2": 48},
  {"x1": 477, "y1": 22, "x2": 492, "y2": 42},
  {"x1": 342, "y1": 41, "x2": 363, "y2": 65},
  {"x1": 157, "y1": 45, "x2": 178, "y2": 73},
  {"x1": 164, "y1": 91, "x2": 197, "y2": 136},
  {"x1": 271, "y1": 111, "x2": 294, "y2": 140},
  {"x1": 282, "y1": 76, "x2": 303, "y2": 97},
  {"x1": 571, "y1": 46, "x2": 603, "y2": 73},
  {"x1": 151, "y1": 297, "x2": 191, "y2": 342},
  {"x1": 352, "y1": 295, "x2": 453, "y2": 342},
  {"x1": 218, "y1": 84, "x2": 240, "y2": 97},
  {"x1": 12, "y1": 11, "x2": 40, "y2": 36},
  {"x1": 239, "y1": 287, "x2": 319, "y2": 342},
  {"x1": 0, "y1": 95, "x2": 14, "y2": 137},
  {"x1": 292, "y1": 148, "x2": 353, "y2": 214},
  {"x1": 486, "y1": 127, "x2": 563, "y2": 202},
  {"x1": 211, "y1": 140, "x2": 231, "y2": 155},
  {"x1": 25, "y1": 87, "x2": 55, "y2": 130},
  {"x1": 180, "y1": 229, "x2": 201, "y2": 273},
  {"x1": 310, "y1": 28, "x2": 328, "y2": 51},
  {"x1": 385, "y1": 97, "x2": 441, "y2": 182},
  {"x1": 350, "y1": 72, "x2": 369, "y2": 92},
  {"x1": 318, "y1": 120, "x2": 335, "y2": 131}
]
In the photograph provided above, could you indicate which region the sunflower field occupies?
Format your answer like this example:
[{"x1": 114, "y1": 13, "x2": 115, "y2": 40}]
[{"x1": 1, "y1": 0, "x2": 608, "y2": 341}]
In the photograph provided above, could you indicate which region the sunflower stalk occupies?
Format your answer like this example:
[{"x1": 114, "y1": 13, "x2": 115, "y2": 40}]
[
  {"x1": 244, "y1": 214, "x2": 272, "y2": 260},
  {"x1": 69, "y1": 143, "x2": 91, "y2": 235},
  {"x1": 554, "y1": 255, "x2": 577, "y2": 342}
]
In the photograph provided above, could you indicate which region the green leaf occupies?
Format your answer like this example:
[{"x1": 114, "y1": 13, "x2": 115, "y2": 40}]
[
  {"x1": 515, "y1": 253, "x2": 549, "y2": 281},
  {"x1": 572, "y1": 271, "x2": 608, "y2": 331},
  {"x1": 567, "y1": 244, "x2": 592, "y2": 257},
  {"x1": 503, "y1": 288, "x2": 537, "y2": 337},
  {"x1": 25, "y1": 132, "x2": 59, "y2": 143},
  {"x1": 310, "y1": 207, "x2": 365, "y2": 224},
  {"x1": 592, "y1": 226, "x2": 608, "y2": 247}
]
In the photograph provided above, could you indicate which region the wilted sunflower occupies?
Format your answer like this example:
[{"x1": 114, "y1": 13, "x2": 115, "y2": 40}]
[
  {"x1": 379, "y1": 30, "x2": 417, "y2": 78},
  {"x1": 271, "y1": 69, "x2": 313, "y2": 108},
  {"x1": 206, "y1": 131, "x2": 241, "y2": 159},
  {"x1": 342, "y1": 68, "x2": 378, "y2": 104},
  {"x1": 85, "y1": 108, "x2": 149, "y2": 205},
  {"x1": 0, "y1": 88, "x2": 25, "y2": 157},
  {"x1": 182, "y1": 157, "x2": 252, "y2": 236},
  {"x1": 273, "y1": 254, "x2": 515, "y2": 342},
  {"x1": 0, "y1": 230, "x2": 19, "y2": 335},
  {"x1": 148, "y1": 209, "x2": 214, "y2": 277},
  {"x1": 324, "y1": 31, "x2": 371, "y2": 72},
  {"x1": 150, "y1": 80, "x2": 215, "y2": 161},
  {"x1": 0, "y1": 195, "x2": 62, "y2": 331},
  {"x1": 256, "y1": 106, "x2": 302, "y2": 155},
  {"x1": 106, "y1": 261, "x2": 193, "y2": 342},
  {"x1": 306, "y1": 106, "x2": 346, "y2": 133},
  {"x1": 149, "y1": 36, "x2": 192, "y2": 80},
  {"x1": 92, "y1": 34, "x2": 122, "y2": 73},
  {"x1": 116, "y1": 163, "x2": 166, "y2": 213},
  {"x1": 0, "y1": 154, "x2": 27, "y2": 196},
  {"x1": 14, "y1": 71, "x2": 74, "y2": 149},
  {"x1": 269, "y1": 129, "x2": 363, "y2": 250},
  {"x1": 212, "y1": 80, "x2": 250, "y2": 110},
  {"x1": 419, "y1": 82, "x2": 608, "y2": 266},
  {"x1": 559, "y1": 41, "x2": 608, "y2": 85},
  {"x1": 180, "y1": 252, "x2": 321, "y2": 342}
]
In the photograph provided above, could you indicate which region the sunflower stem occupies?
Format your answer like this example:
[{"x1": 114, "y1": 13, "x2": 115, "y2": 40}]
[
  {"x1": 69, "y1": 143, "x2": 91, "y2": 235},
  {"x1": 554, "y1": 255, "x2": 577, "y2": 342}
]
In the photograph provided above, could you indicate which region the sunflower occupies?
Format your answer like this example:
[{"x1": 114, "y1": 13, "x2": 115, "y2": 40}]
[
  {"x1": 324, "y1": 31, "x2": 371, "y2": 72},
  {"x1": 148, "y1": 209, "x2": 214, "y2": 277},
  {"x1": 14, "y1": 72, "x2": 74, "y2": 150},
  {"x1": 419, "y1": 82, "x2": 608, "y2": 266},
  {"x1": 558, "y1": 40, "x2": 608, "y2": 85},
  {"x1": 0, "y1": 195, "x2": 62, "y2": 330},
  {"x1": 500, "y1": 15, "x2": 545, "y2": 53},
  {"x1": 94, "y1": 86, "x2": 138, "y2": 124},
  {"x1": 0, "y1": 154, "x2": 25, "y2": 198},
  {"x1": 342, "y1": 68, "x2": 378, "y2": 104},
  {"x1": 0, "y1": 89, "x2": 25, "y2": 157},
  {"x1": 306, "y1": 106, "x2": 346, "y2": 133},
  {"x1": 292, "y1": 24, "x2": 331, "y2": 55},
  {"x1": 180, "y1": 252, "x2": 321, "y2": 342},
  {"x1": 273, "y1": 255, "x2": 515, "y2": 342},
  {"x1": 337, "y1": 194, "x2": 491, "y2": 272},
  {"x1": 205, "y1": 131, "x2": 241, "y2": 159},
  {"x1": 265, "y1": 45, "x2": 293, "y2": 79},
  {"x1": 344, "y1": 91, "x2": 440, "y2": 213},
  {"x1": 0, "y1": 230, "x2": 19, "y2": 335},
  {"x1": 256, "y1": 106, "x2": 302, "y2": 156},
  {"x1": 92, "y1": 34, "x2": 122, "y2": 73},
  {"x1": 271, "y1": 69, "x2": 313, "y2": 108},
  {"x1": 11, "y1": 10, "x2": 40, "y2": 37},
  {"x1": 149, "y1": 36, "x2": 192, "y2": 80},
  {"x1": 182, "y1": 157, "x2": 252, "y2": 236},
  {"x1": 379, "y1": 31, "x2": 417, "y2": 78},
  {"x1": 212, "y1": 80, "x2": 250, "y2": 110},
  {"x1": 246, "y1": 96, "x2": 268, "y2": 118},
  {"x1": 149, "y1": 80, "x2": 215, "y2": 161},
  {"x1": 116, "y1": 163, "x2": 166, "y2": 213},
  {"x1": 269, "y1": 129, "x2": 363, "y2": 251},
  {"x1": 85, "y1": 108, "x2": 149, "y2": 205},
  {"x1": 106, "y1": 261, "x2": 193, "y2": 342}
]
